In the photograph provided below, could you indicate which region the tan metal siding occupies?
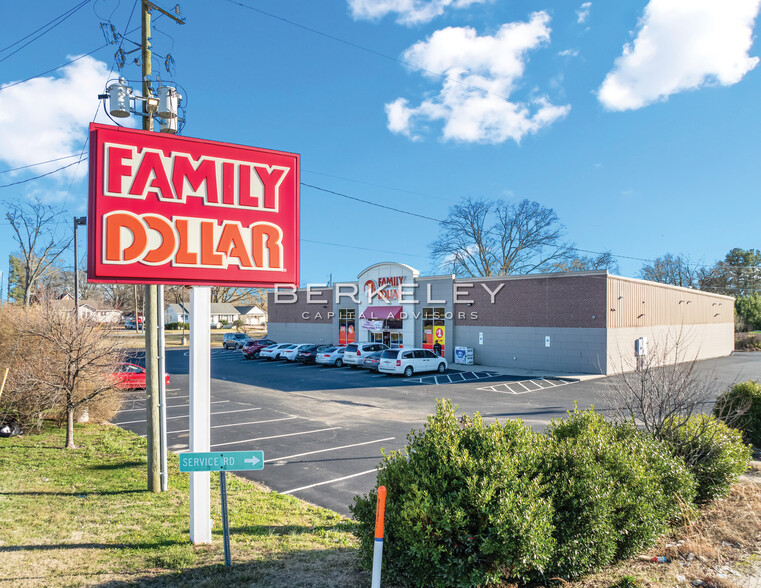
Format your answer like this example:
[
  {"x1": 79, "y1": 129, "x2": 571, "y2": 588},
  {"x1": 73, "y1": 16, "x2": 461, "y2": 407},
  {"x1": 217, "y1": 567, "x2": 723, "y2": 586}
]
[{"x1": 606, "y1": 276, "x2": 733, "y2": 328}]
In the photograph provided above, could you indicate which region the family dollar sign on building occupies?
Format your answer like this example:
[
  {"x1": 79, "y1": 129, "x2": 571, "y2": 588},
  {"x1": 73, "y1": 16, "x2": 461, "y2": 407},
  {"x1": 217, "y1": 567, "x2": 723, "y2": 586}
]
[{"x1": 86, "y1": 123, "x2": 300, "y2": 288}]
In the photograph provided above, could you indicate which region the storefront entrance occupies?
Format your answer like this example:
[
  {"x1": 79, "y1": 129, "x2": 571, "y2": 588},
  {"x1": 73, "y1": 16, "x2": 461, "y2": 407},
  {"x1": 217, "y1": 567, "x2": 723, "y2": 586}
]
[{"x1": 370, "y1": 331, "x2": 403, "y2": 348}]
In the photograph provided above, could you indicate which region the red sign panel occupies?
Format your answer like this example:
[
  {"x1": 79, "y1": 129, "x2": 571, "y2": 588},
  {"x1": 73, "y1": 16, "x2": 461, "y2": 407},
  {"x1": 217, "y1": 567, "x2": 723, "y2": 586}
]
[{"x1": 87, "y1": 123, "x2": 300, "y2": 287}]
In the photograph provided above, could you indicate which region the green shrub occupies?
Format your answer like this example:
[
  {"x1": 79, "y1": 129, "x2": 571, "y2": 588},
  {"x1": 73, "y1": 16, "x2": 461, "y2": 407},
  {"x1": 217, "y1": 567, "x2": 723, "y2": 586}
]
[
  {"x1": 714, "y1": 380, "x2": 761, "y2": 447},
  {"x1": 164, "y1": 322, "x2": 189, "y2": 330},
  {"x1": 542, "y1": 408, "x2": 696, "y2": 579},
  {"x1": 663, "y1": 414, "x2": 751, "y2": 503},
  {"x1": 351, "y1": 400, "x2": 555, "y2": 587}
]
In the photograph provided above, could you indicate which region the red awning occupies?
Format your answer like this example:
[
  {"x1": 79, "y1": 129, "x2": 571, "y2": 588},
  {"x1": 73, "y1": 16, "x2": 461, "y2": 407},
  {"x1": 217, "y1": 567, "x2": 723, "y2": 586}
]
[{"x1": 362, "y1": 306, "x2": 403, "y2": 320}]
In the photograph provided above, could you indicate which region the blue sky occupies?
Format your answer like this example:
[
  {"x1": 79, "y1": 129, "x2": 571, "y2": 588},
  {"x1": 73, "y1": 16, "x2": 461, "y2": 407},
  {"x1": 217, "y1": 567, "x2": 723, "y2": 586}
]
[{"x1": 1, "y1": 0, "x2": 759, "y2": 296}]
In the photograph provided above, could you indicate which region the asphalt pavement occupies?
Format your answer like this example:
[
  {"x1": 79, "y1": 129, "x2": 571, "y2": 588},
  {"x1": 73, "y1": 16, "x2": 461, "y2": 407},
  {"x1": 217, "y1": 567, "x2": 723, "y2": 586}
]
[{"x1": 114, "y1": 349, "x2": 761, "y2": 516}]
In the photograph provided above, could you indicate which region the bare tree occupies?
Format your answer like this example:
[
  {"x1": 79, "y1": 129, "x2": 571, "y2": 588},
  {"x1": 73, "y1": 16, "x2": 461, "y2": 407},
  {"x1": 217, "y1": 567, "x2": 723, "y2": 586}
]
[
  {"x1": 601, "y1": 329, "x2": 748, "y2": 466},
  {"x1": 639, "y1": 253, "x2": 700, "y2": 289},
  {"x1": 5, "y1": 199, "x2": 72, "y2": 306},
  {"x1": 549, "y1": 250, "x2": 620, "y2": 274},
  {"x1": 21, "y1": 301, "x2": 123, "y2": 448},
  {"x1": 431, "y1": 197, "x2": 574, "y2": 277}
]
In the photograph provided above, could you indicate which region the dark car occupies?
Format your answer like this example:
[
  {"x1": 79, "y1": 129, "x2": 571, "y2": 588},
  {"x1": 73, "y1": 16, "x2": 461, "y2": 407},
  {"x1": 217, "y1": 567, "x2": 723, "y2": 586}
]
[
  {"x1": 360, "y1": 350, "x2": 384, "y2": 372},
  {"x1": 296, "y1": 344, "x2": 332, "y2": 364},
  {"x1": 241, "y1": 338, "x2": 277, "y2": 359}
]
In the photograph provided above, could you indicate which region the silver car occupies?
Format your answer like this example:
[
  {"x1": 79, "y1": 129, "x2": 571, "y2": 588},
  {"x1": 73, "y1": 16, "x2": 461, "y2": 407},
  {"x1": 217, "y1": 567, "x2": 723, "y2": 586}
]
[{"x1": 315, "y1": 346, "x2": 346, "y2": 367}]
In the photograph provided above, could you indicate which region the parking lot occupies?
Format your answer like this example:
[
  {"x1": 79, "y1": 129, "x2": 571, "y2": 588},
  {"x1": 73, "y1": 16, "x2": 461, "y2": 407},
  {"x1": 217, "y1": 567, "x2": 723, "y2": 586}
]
[{"x1": 114, "y1": 348, "x2": 761, "y2": 516}]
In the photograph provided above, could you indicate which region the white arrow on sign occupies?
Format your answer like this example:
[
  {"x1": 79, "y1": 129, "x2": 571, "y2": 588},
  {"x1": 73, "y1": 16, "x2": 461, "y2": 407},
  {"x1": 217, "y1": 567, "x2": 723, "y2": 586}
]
[{"x1": 244, "y1": 455, "x2": 260, "y2": 467}]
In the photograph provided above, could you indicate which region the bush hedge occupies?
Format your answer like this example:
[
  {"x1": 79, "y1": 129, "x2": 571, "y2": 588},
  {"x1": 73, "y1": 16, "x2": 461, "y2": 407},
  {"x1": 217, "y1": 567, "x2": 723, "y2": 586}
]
[
  {"x1": 663, "y1": 413, "x2": 751, "y2": 503},
  {"x1": 542, "y1": 409, "x2": 695, "y2": 579},
  {"x1": 352, "y1": 403, "x2": 701, "y2": 586},
  {"x1": 713, "y1": 380, "x2": 761, "y2": 448},
  {"x1": 351, "y1": 400, "x2": 555, "y2": 587}
]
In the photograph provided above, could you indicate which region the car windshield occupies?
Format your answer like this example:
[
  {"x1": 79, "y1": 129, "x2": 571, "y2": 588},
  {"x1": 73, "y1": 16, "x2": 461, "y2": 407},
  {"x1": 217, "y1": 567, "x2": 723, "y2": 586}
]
[
  {"x1": 381, "y1": 350, "x2": 399, "y2": 359},
  {"x1": 323, "y1": 347, "x2": 336, "y2": 353},
  {"x1": 345, "y1": 344, "x2": 358, "y2": 352}
]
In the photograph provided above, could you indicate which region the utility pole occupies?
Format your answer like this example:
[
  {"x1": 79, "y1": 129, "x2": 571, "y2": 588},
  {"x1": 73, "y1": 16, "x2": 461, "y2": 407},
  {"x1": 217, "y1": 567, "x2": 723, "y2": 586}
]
[{"x1": 141, "y1": 0, "x2": 184, "y2": 493}]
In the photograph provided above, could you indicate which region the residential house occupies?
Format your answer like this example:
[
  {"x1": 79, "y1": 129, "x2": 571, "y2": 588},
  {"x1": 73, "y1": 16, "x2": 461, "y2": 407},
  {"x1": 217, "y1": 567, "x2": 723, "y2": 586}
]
[
  {"x1": 234, "y1": 305, "x2": 266, "y2": 326},
  {"x1": 164, "y1": 302, "x2": 240, "y2": 327}
]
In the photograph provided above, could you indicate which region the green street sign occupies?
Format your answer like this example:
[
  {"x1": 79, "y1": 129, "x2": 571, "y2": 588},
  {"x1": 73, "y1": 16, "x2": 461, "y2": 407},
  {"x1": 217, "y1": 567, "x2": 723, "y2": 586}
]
[{"x1": 179, "y1": 451, "x2": 264, "y2": 472}]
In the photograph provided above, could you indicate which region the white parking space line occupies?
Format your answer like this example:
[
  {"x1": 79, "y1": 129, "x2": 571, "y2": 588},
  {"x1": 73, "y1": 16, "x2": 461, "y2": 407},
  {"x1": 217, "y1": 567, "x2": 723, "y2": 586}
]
[
  {"x1": 116, "y1": 400, "x2": 229, "y2": 413},
  {"x1": 165, "y1": 416, "x2": 301, "y2": 435},
  {"x1": 117, "y1": 406, "x2": 261, "y2": 425},
  {"x1": 210, "y1": 427, "x2": 341, "y2": 448},
  {"x1": 212, "y1": 408, "x2": 262, "y2": 416},
  {"x1": 282, "y1": 469, "x2": 377, "y2": 495},
  {"x1": 265, "y1": 437, "x2": 396, "y2": 464},
  {"x1": 477, "y1": 378, "x2": 572, "y2": 394}
]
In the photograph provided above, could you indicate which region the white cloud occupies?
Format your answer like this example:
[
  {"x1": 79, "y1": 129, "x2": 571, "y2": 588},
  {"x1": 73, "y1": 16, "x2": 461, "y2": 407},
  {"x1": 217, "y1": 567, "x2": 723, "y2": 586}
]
[
  {"x1": 577, "y1": 2, "x2": 592, "y2": 24},
  {"x1": 598, "y1": 0, "x2": 761, "y2": 111},
  {"x1": 558, "y1": 49, "x2": 579, "y2": 57},
  {"x1": 348, "y1": 0, "x2": 490, "y2": 26},
  {"x1": 0, "y1": 55, "x2": 113, "y2": 182},
  {"x1": 385, "y1": 12, "x2": 570, "y2": 144}
]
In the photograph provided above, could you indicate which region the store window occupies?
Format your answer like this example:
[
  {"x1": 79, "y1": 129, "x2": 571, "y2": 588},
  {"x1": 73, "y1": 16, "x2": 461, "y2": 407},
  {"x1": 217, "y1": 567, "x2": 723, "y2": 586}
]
[
  {"x1": 422, "y1": 307, "x2": 445, "y2": 353},
  {"x1": 339, "y1": 309, "x2": 355, "y2": 345}
]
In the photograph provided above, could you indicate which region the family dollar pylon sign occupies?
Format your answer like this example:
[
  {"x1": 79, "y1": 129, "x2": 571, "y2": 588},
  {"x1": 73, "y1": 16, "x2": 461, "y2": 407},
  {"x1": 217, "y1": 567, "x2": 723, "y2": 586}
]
[{"x1": 86, "y1": 123, "x2": 300, "y2": 288}]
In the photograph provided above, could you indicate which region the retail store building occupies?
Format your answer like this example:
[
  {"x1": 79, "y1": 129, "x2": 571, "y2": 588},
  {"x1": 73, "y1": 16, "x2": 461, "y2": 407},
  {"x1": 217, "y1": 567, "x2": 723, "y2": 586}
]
[{"x1": 267, "y1": 262, "x2": 734, "y2": 374}]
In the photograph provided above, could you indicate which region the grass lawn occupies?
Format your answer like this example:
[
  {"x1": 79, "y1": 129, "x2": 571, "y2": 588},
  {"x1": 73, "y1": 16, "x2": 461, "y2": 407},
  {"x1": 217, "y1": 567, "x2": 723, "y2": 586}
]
[
  {"x1": 2, "y1": 424, "x2": 760, "y2": 587},
  {"x1": 0, "y1": 424, "x2": 365, "y2": 587}
]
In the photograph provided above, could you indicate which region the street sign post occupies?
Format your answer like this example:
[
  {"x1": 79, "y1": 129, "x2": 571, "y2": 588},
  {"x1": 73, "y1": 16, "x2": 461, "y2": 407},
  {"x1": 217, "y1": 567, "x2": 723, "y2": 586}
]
[{"x1": 179, "y1": 450, "x2": 264, "y2": 564}]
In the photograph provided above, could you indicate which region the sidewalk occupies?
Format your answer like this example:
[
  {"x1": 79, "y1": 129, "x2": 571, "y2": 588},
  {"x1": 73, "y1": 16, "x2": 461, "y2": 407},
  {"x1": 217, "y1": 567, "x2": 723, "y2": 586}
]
[{"x1": 450, "y1": 362, "x2": 606, "y2": 383}]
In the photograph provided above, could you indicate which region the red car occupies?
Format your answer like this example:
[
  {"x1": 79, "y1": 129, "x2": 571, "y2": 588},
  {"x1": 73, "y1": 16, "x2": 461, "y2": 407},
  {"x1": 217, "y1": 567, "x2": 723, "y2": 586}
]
[
  {"x1": 241, "y1": 338, "x2": 277, "y2": 359},
  {"x1": 113, "y1": 363, "x2": 170, "y2": 389}
]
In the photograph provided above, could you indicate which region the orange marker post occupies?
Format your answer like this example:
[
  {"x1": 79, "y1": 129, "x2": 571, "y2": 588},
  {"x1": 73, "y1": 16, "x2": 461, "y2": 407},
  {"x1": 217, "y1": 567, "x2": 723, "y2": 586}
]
[{"x1": 371, "y1": 486, "x2": 387, "y2": 588}]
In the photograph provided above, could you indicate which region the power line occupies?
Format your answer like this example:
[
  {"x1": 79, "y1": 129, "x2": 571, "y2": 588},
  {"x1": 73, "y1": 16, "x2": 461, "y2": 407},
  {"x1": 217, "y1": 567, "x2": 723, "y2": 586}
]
[
  {"x1": 302, "y1": 238, "x2": 428, "y2": 259},
  {"x1": 0, "y1": 154, "x2": 83, "y2": 175},
  {"x1": 0, "y1": 159, "x2": 87, "y2": 188},
  {"x1": 0, "y1": 0, "x2": 93, "y2": 64},
  {"x1": 0, "y1": 46, "x2": 109, "y2": 93},
  {"x1": 225, "y1": 0, "x2": 520, "y2": 104},
  {"x1": 301, "y1": 182, "x2": 444, "y2": 223}
]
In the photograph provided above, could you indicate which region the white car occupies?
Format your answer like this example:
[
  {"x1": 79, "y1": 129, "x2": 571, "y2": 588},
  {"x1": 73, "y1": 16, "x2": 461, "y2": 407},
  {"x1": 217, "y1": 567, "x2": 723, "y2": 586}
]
[
  {"x1": 315, "y1": 346, "x2": 346, "y2": 367},
  {"x1": 378, "y1": 348, "x2": 447, "y2": 377},
  {"x1": 343, "y1": 342, "x2": 388, "y2": 368},
  {"x1": 281, "y1": 343, "x2": 314, "y2": 362},
  {"x1": 260, "y1": 343, "x2": 293, "y2": 360}
]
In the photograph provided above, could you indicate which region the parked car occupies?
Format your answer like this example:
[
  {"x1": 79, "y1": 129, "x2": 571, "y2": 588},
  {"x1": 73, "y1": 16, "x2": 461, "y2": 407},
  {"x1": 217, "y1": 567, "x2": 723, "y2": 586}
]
[
  {"x1": 112, "y1": 362, "x2": 171, "y2": 389},
  {"x1": 360, "y1": 350, "x2": 384, "y2": 372},
  {"x1": 281, "y1": 343, "x2": 314, "y2": 362},
  {"x1": 343, "y1": 342, "x2": 389, "y2": 368},
  {"x1": 296, "y1": 344, "x2": 331, "y2": 364},
  {"x1": 378, "y1": 348, "x2": 447, "y2": 377},
  {"x1": 315, "y1": 346, "x2": 346, "y2": 367},
  {"x1": 261, "y1": 343, "x2": 295, "y2": 360},
  {"x1": 223, "y1": 332, "x2": 253, "y2": 350},
  {"x1": 124, "y1": 321, "x2": 137, "y2": 330},
  {"x1": 241, "y1": 338, "x2": 277, "y2": 359}
]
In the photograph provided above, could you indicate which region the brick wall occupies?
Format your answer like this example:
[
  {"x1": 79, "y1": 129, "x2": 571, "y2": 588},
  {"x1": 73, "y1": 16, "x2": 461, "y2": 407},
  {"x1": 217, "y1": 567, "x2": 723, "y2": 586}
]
[{"x1": 454, "y1": 273, "x2": 607, "y2": 329}]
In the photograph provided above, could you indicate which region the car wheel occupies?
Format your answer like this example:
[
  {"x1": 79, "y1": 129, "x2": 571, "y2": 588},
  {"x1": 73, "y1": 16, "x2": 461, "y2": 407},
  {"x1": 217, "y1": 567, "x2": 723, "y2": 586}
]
[
  {"x1": 254, "y1": 351, "x2": 260, "y2": 359},
  {"x1": 335, "y1": 358, "x2": 343, "y2": 367},
  {"x1": 403, "y1": 365, "x2": 414, "y2": 377},
  {"x1": 437, "y1": 363, "x2": 446, "y2": 373}
]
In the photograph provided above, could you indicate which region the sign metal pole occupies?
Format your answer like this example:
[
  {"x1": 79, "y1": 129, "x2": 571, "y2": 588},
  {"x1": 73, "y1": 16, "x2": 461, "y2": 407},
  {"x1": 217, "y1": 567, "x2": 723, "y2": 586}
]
[{"x1": 220, "y1": 471, "x2": 232, "y2": 566}]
